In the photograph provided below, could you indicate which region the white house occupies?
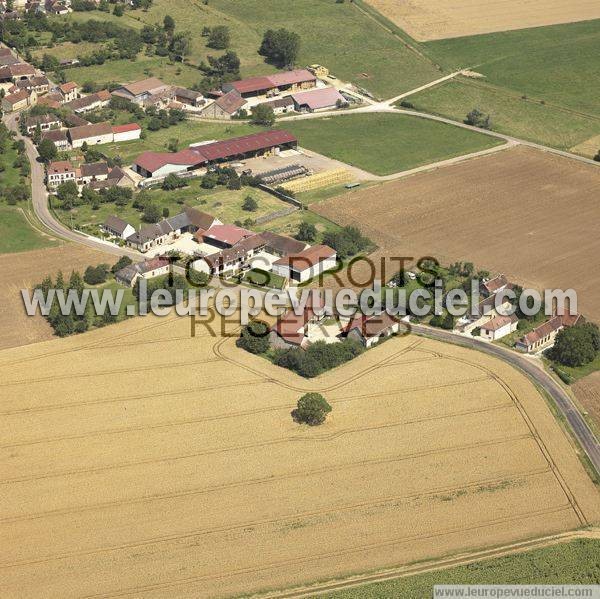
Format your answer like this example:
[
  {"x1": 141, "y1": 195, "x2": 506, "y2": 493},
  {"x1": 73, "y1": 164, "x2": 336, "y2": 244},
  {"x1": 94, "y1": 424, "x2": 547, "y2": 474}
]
[
  {"x1": 345, "y1": 312, "x2": 400, "y2": 348},
  {"x1": 479, "y1": 313, "x2": 518, "y2": 341},
  {"x1": 115, "y1": 257, "x2": 171, "y2": 287},
  {"x1": 68, "y1": 121, "x2": 114, "y2": 148},
  {"x1": 271, "y1": 244, "x2": 337, "y2": 283},
  {"x1": 101, "y1": 215, "x2": 135, "y2": 240},
  {"x1": 46, "y1": 160, "x2": 77, "y2": 188}
]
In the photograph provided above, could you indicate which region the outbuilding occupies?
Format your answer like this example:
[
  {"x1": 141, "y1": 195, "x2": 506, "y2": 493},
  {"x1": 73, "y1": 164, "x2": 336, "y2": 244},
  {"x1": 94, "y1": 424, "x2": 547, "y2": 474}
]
[{"x1": 271, "y1": 244, "x2": 337, "y2": 283}]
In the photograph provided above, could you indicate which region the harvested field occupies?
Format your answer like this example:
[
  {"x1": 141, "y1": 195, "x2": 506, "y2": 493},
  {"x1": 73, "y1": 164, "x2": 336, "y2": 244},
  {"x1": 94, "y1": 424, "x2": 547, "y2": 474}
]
[
  {"x1": 0, "y1": 244, "x2": 112, "y2": 351},
  {"x1": 573, "y1": 373, "x2": 600, "y2": 433},
  {"x1": 1, "y1": 312, "x2": 598, "y2": 597},
  {"x1": 364, "y1": 0, "x2": 600, "y2": 41},
  {"x1": 313, "y1": 146, "x2": 600, "y2": 322}
]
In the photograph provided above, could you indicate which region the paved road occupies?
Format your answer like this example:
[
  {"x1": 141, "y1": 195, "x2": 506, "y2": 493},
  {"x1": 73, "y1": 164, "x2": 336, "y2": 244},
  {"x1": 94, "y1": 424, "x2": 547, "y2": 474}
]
[
  {"x1": 410, "y1": 323, "x2": 600, "y2": 474},
  {"x1": 4, "y1": 113, "x2": 141, "y2": 259}
]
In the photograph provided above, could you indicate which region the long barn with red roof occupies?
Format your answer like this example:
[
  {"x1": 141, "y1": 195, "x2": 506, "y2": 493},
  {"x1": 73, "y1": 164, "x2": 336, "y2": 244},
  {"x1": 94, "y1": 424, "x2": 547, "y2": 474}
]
[{"x1": 132, "y1": 130, "x2": 298, "y2": 178}]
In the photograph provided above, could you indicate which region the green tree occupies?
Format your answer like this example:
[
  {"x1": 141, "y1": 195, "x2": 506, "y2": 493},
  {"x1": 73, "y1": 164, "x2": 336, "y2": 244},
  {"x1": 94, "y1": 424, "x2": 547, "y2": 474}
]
[
  {"x1": 37, "y1": 138, "x2": 57, "y2": 162},
  {"x1": 163, "y1": 14, "x2": 175, "y2": 35},
  {"x1": 551, "y1": 323, "x2": 600, "y2": 367},
  {"x1": 111, "y1": 255, "x2": 132, "y2": 273},
  {"x1": 236, "y1": 321, "x2": 270, "y2": 354},
  {"x1": 143, "y1": 203, "x2": 161, "y2": 223},
  {"x1": 296, "y1": 221, "x2": 317, "y2": 242},
  {"x1": 242, "y1": 195, "x2": 258, "y2": 212},
  {"x1": 207, "y1": 25, "x2": 230, "y2": 49},
  {"x1": 113, "y1": 3, "x2": 124, "y2": 16},
  {"x1": 250, "y1": 103, "x2": 275, "y2": 126},
  {"x1": 83, "y1": 264, "x2": 109, "y2": 285},
  {"x1": 293, "y1": 393, "x2": 332, "y2": 426},
  {"x1": 259, "y1": 29, "x2": 301, "y2": 68}
]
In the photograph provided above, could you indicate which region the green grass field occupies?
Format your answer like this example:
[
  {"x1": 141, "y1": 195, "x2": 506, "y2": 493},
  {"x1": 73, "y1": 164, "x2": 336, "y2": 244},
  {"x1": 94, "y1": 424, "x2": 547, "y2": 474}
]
[
  {"x1": 284, "y1": 113, "x2": 503, "y2": 176},
  {"x1": 102, "y1": 120, "x2": 260, "y2": 163},
  {"x1": 47, "y1": 0, "x2": 442, "y2": 97},
  {"x1": 407, "y1": 78, "x2": 600, "y2": 150},
  {"x1": 323, "y1": 539, "x2": 600, "y2": 598},
  {"x1": 0, "y1": 206, "x2": 57, "y2": 254},
  {"x1": 409, "y1": 19, "x2": 600, "y2": 151}
]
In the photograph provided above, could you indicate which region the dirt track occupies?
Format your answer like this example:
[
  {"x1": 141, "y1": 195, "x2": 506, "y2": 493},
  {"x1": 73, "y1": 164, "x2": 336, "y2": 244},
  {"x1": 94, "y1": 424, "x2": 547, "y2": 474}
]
[
  {"x1": 314, "y1": 146, "x2": 600, "y2": 322},
  {"x1": 365, "y1": 0, "x2": 600, "y2": 41},
  {"x1": 1, "y1": 314, "x2": 598, "y2": 597}
]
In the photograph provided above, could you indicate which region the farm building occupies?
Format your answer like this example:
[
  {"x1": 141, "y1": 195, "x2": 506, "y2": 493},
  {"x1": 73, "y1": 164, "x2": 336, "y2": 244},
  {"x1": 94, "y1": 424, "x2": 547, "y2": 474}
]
[
  {"x1": 115, "y1": 257, "x2": 171, "y2": 287},
  {"x1": 112, "y1": 78, "x2": 173, "y2": 107},
  {"x1": 101, "y1": 215, "x2": 135, "y2": 241},
  {"x1": 41, "y1": 129, "x2": 70, "y2": 151},
  {"x1": 65, "y1": 90, "x2": 110, "y2": 113},
  {"x1": 0, "y1": 63, "x2": 36, "y2": 84},
  {"x1": 112, "y1": 123, "x2": 142, "y2": 143},
  {"x1": 173, "y1": 87, "x2": 204, "y2": 107},
  {"x1": 200, "y1": 224, "x2": 255, "y2": 250},
  {"x1": 12, "y1": 75, "x2": 49, "y2": 95},
  {"x1": 259, "y1": 96, "x2": 295, "y2": 115},
  {"x1": 199, "y1": 90, "x2": 247, "y2": 120},
  {"x1": 68, "y1": 121, "x2": 113, "y2": 148},
  {"x1": 344, "y1": 312, "x2": 400, "y2": 348},
  {"x1": 1, "y1": 89, "x2": 36, "y2": 112},
  {"x1": 307, "y1": 64, "x2": 329, "y2": 78},
  {"x1": 222, "y1": 69, "x2": 316, "y2": 99},
  {"x1": 479, "y1": 313, "x2": 519, "y2": 341},
  {"x1": 291, "y1": 87, "x2": 346, "y2": 112},
  {"x1": 79, "y1": 161, "x2": 109, "y2": 185},
  {"x1": 24, "y1": 113, "x2": 62, "y2": 134},
  {"x1": 271, "y1": 244, "x2": 337, "y2": 283},
  {"x1": 515, "y1": 313, "x2": 584, "y2": 353},
  {"x1": 132, "y1": 130, "x2": 298, "y2": 178}
]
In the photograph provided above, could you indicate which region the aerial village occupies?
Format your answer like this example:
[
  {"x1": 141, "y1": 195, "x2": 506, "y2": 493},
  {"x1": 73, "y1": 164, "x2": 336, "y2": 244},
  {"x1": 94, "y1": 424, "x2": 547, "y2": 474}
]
[{"x1": 0, "y1": 5, "x2": 585, "y2": 358}]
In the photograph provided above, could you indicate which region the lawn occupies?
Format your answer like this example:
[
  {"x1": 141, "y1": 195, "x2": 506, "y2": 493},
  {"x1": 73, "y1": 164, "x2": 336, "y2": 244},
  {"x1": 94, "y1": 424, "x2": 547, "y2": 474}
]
[
  {"x1": 50, "y1": 0, "x2": 442, "y2": 98},
  {"x1": 0, "y1": 206, "x2": 57, "y2": 254},
  {"x1": 102, "y1": 120, "x2": 260, "y2": 163},
  {"x1": 323, "y1": 539, "x2": 600, "y2": 598},
  {"x1": 284, "y1": 113, "x2": 503, "y2": 176},
  {"x1": 408, "y1": 78, "x2": 600, "y2": 150}
]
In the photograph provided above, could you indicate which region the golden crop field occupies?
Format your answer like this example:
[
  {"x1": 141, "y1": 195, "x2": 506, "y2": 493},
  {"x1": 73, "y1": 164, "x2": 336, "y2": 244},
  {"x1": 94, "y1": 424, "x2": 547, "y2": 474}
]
[
  {"x1": 365, "y1": 0, "x2": 600, "y2": 41},
  {"x1": 0, "y1": 244, "x2": 110, "y2": 351},
  {"x1": 1, "y1": 312, "x2": 598, "y2": 597},
  {"x1": 573, "y1": 373, "x2": 600, "y2": 432},
  {"x1": 314, "y1": 146, "x2": 600, "y2": 322}
]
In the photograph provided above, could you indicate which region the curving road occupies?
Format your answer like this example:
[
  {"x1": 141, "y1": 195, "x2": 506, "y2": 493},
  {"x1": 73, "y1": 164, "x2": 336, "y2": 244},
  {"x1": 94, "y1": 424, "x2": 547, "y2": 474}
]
[
  {"x1": 410, "y1": 323, "x2": 600, "y2": 473},
  {"x1": 4, "y1": 112, "x2": 142, "y2": 259}
]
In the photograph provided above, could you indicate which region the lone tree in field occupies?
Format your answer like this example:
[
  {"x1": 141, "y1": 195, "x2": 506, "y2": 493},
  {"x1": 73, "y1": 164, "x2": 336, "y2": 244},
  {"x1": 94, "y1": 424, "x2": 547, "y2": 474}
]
[
  {"x1": 242, "y1": 195, "x2": 258, "y2": 212},
  {"x1": 293, "y1": 393, "x2": 332, "y2": 426},
  {"x1": 464, "y1": 108, "x2": 491, "y2": 130},
  {"x1": 259, "y1": 28, "x2": 300, "y2": 68},
  {"x1": 237, "y1": 320, "x2": 270, "y2": 354},
  {"x1": 207, "y1": 25, "x2": 230, "y2": 50}
]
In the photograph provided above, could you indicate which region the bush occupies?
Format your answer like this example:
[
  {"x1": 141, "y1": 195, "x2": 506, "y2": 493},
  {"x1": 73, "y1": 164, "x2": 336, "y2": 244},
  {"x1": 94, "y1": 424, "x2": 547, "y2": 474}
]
[
  {"x1": 111, "y1": 255, "x2": 132, "y2": 273},
  {"x1": 236, "y1": 321, "x2": 270, "y2": 354},
  {"x1": 242, "y1": 195, "x2": 258, "y2": 212},
  {"x1": 296, "y1": 221, "x2": 317, "y2": 242},
  {"x1": 83, "y1": 264, "x2": 109, "y2": 285},
  {"x1": 322, "y1": 225, "x2": 370, "y2": 259},
  {"x1": 293, "y1": 393, "x2": 332, "y2": 426},
  {"x1": 142, "y1": 203, "x2": 161, "y2": 223}
]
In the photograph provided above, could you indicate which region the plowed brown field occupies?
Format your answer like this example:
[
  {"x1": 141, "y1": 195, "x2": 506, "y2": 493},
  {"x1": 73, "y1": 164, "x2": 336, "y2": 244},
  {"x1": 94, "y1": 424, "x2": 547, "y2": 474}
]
[
  {"x1": 0, "y1": 244, "x2": 110, "y2": 351},
  {"x1": 1, "y1": 313, "x2": 598, "y2": 597},
  {"x1": 314, "y1": 146, "x2": 600, "y2": 322},
  {"x1": 365, "y1": 0, "x2": 600, "y2": 41}
]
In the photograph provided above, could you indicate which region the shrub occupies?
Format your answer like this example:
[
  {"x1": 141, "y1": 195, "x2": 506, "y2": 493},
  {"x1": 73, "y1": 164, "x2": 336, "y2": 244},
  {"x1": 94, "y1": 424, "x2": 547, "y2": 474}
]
[
  {"x1": 242, "y1": 195, "x2": 258, "y2": 212},
  {"x1": 550, "y1": 322, "x2": 600, "y2": 367},
  {"x1": 83, "y1": 264, "x2": 109, "y2": 285},
  {"x1": 293, "y1": 393, "x2": 332, "y2": 426},
  {"x1": 237, "y1": 321, "x2": 270, "y2": 354}
]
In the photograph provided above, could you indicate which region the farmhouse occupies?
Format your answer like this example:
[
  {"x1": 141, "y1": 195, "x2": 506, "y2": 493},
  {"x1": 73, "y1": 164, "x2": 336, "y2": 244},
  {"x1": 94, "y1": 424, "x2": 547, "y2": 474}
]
[
  {"x1": 115, "y1": 257, "x2": 171, "y2": 287},
  {"x1": 481, "y1": 274, "x2": 510, "y2": 297},
  {"x1": 199, "y1": 90, "x2": 246, "y2": 120},
  {"x1": 24, "y1": 113, "x2": 61, "y2": 134},
  {"x1": 0, "y1": 62, "x2": 36, "y2": 83},
  {"x1": 259, "y1": 230, "x2": 308, "y2": 256},
  {"x1": 222, "y1": 69, "x2": 316, "y2": 99},
  {"x1": 291, "y1": 87, "x2": 346, "y2": 112},
  {"x1": 65, "y1": 90, "x2": 110, "y2": 113},
  {"x1": 195, "y1": 234, "x2": 267, "y2": 277},
  {"x1": 515, "y1": 313, "x2": 584, "y2": 353},
  {"x1": 101, "y1": 215, "x2": 135, "y2": 240},
  {"x1": 68, "y1": 121, "x2": 113, "y2": 148},
  {"x1": 200, "y1": 224, "x2": 255, "y2": 250},
  {"x1": 344, "y1": 312, "x2": 400, "y2": 348},
  {"x1": 132, "y1": 130, "x2": 298, "y2": 178},
  {"x1": 1, "y1": 88, "x2": 36, "y2": 112},
  {"x1": 13, "y1": 75, "x2": 49, "y2": 94},
  {"x1": 269, "y1": 295, "x2": 327, "y2": 350},
  {"x1": 79, "y1": 161, "x2": 109, "y2": 185},
  {"x1": 112, "y1": 78, "x2": 174, "y2": 107},
  {"x1": 111, "y1": 122, "x2": 142, "y2": 142},
  {"x1": 58, "y1": 81, "x2": 80, "y2": 102},
  {"x1": 479, "y1": 313, "x2": 519, "y2": 341},
  {"x1": 46, "y1": 160, "x2": 76, "y2": 188},
  {"x1": 41, "y1": 128, "x2": 69, "y2": 151},
  {"x1": 260, "y1": 96, "x2": 295, "y2": 115},
  {"x1": 271, "y1": 244, "x2": 337, "y2": 283}
]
